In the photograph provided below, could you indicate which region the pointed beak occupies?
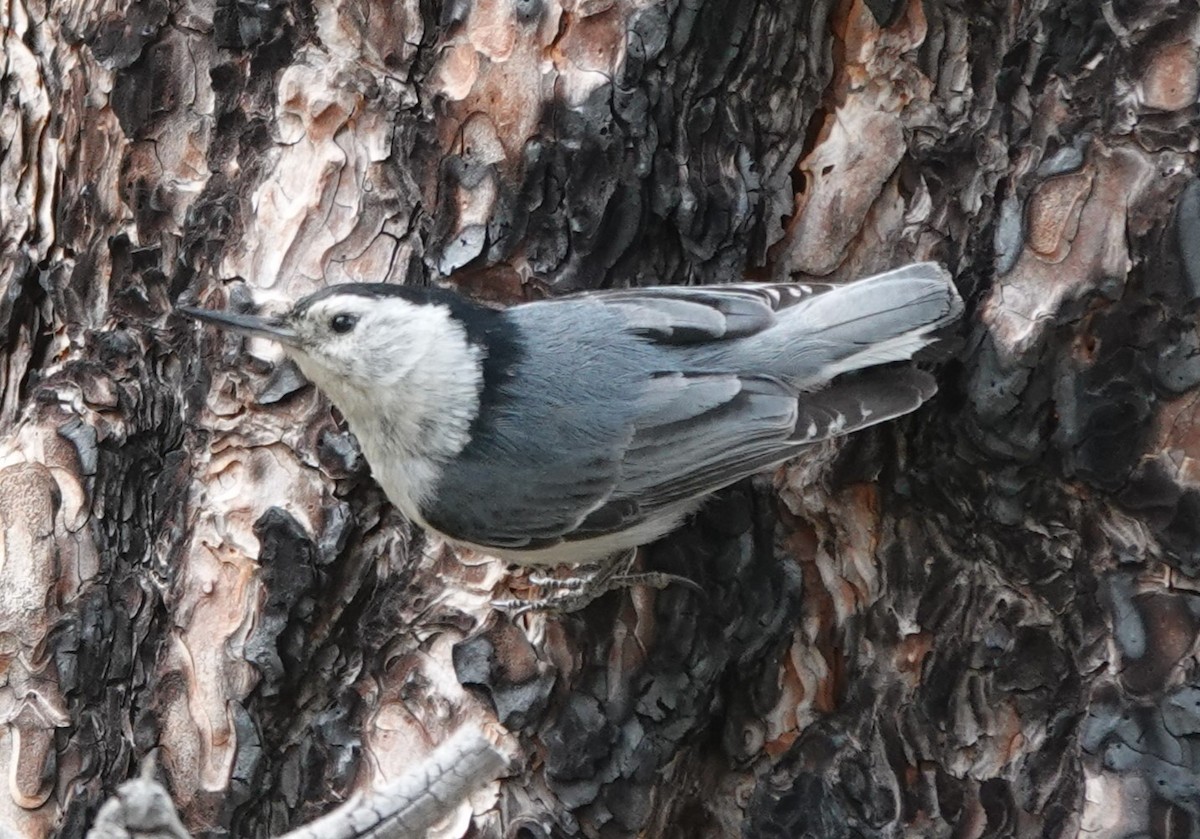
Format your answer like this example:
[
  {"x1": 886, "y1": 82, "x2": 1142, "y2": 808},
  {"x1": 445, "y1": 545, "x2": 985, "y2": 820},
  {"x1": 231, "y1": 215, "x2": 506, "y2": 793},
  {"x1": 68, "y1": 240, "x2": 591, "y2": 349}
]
[{"x1": 177, "y1": 305, "x2": 300, "y2": 347}]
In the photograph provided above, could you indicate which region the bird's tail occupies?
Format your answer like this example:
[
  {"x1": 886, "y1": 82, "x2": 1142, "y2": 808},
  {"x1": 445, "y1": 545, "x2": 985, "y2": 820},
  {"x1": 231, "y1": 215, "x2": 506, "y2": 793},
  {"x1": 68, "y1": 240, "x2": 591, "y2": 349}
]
[{"x1": 777, "y1": 262, "x2": 963, "y2": 389}]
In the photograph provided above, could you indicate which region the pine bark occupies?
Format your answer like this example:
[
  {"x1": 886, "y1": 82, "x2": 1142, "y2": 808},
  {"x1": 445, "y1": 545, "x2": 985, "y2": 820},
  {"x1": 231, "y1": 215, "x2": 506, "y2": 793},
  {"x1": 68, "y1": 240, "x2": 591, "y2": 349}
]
[{"x1": 2, "y1": 0, "x2": 1199, "y2": 837}]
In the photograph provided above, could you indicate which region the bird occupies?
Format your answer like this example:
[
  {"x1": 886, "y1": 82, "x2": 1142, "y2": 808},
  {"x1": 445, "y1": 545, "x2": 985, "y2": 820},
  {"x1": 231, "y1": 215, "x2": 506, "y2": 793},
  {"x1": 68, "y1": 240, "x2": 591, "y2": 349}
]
[{"x1": 179, "y1": 262, "x2": 963, "y2": 612}]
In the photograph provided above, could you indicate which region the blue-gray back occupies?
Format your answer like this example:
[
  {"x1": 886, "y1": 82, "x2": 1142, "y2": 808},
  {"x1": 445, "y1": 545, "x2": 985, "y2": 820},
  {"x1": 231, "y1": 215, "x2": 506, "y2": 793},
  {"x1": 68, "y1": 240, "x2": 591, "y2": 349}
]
[{"x1": 422, "y1": 264, "x2": 961, "y2": 551}]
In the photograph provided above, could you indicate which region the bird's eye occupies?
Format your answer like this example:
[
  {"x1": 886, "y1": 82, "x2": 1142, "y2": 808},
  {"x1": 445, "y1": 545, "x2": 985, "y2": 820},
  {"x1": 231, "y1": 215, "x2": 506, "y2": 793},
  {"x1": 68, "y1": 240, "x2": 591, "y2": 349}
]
[{"x1": 329, "y1": 314, "x2": 358, "y2": 334}]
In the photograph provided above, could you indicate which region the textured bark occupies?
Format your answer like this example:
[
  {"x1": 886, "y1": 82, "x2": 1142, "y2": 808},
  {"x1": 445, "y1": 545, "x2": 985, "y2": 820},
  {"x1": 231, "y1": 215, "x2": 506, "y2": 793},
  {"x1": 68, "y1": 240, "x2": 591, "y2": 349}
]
[{"x1": 2, "y1": 0, "x2": 1200, "y2": 837}]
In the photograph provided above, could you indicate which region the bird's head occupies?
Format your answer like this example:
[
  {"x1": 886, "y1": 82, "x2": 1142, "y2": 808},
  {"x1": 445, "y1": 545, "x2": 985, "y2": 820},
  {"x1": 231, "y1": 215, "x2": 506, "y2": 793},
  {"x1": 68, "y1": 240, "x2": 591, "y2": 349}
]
[{"x1": 179, "y1": 284, "x2": 488, "y2": 412}]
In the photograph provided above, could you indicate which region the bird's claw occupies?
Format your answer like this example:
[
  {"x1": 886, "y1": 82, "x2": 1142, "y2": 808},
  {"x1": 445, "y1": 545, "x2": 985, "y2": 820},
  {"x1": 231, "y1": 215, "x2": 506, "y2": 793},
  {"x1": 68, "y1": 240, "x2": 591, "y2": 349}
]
[{"x1": 492, "y1": 557, "x2": 703, "y2": 616}]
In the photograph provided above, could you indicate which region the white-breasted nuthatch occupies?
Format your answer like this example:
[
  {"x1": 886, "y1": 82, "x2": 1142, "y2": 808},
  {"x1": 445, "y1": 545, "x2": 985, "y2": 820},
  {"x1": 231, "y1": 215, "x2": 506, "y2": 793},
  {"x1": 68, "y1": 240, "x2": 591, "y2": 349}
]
[{"x1": 180, "y1": 263, "x2": 962, "y2": 611}]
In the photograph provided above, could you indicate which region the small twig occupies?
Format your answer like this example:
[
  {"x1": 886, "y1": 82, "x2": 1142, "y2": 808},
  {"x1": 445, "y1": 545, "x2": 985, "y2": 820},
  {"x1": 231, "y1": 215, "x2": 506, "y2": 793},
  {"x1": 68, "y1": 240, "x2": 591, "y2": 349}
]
[
  {"x1": 85, "y1": 754, "x2": 191, "y2": 839},
  {"x1": 85, "y1": 727, "x2": 511, "y2": 839},
  {"x1": 280, "y1": 725, "x2": 512, "y2": 839},
  {"x1": 1100, "y1": 0, "x2": 1131, "y2": 47}
]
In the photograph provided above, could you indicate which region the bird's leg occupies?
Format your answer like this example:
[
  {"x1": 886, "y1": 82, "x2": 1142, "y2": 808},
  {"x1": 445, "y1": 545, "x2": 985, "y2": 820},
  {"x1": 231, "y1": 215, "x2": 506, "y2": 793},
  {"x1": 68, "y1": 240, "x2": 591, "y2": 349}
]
[
  {"x1": 493, "y1": 550, "x2": 633, "y2": 615},
  {"x1": 528, "y1": 548, "x2": 634, "y2": 592},
  {"x1": 525, "y1": 571, "x2": 589, "y2": 591},
  {"x1": 493, "y1": 549, "x2": 701, "y2": 615}
]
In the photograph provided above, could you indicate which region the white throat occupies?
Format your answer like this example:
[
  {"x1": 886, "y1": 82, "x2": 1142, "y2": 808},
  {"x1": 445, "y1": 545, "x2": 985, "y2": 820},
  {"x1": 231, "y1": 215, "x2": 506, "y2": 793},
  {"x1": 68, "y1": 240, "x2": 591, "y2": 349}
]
[{"x1": 289, "y1": 303, "x2": 484, "y2": 522}]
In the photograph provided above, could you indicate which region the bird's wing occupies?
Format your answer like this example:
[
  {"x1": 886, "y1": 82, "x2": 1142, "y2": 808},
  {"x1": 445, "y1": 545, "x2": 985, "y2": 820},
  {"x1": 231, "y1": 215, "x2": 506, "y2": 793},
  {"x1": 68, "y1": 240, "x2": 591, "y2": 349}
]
[
  {"x1": 569, "y1": 366, "x2": 936, "y2": 537},
  {"x1": 421, "y1": 439, "x2": 624, "y2": 550},
  {"x1": 571, "y1": 262, "x2": 955, "y2": 344},
  {"x1": 424, "y1": 266, "x2": 955, "y2": 552},
  {"x1": 426, "y1": 367, "x2": 934, "y2": 551},
  {"x1": 573, "y1": 282, "x2": 837, "y2": 342}
]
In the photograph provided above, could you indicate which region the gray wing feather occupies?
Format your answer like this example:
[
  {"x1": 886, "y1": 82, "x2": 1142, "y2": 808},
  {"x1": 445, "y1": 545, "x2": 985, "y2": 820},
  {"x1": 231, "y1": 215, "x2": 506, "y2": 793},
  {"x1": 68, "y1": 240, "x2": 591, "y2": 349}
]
[
  {"x1": 426, "y1": 448, "x2": 622, "y2": 549},
  {"x1": 484, "y1": 374, "x2": 799, "y2": 543},
  {"x1": 425, "y1": 374, "x2": 795, "y2": 549},
  {"x1": 580, "y1": 283, "x2": 834, "y2": 342},
  {"x1": 442, "y1": 367, "x2": 935, "y2": 549},
  {"x1": 633, "y1": 372, "x2": 746, "y2": 425},
  {"x1": 600, "y1": 367, "x2": 935, "y2": 516}
]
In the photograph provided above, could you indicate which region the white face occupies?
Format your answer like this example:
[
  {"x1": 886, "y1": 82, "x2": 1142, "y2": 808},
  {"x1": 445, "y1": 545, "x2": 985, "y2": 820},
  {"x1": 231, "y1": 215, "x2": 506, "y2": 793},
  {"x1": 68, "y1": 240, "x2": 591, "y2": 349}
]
[{"x1": 281, "y1": 293, "x2": 439, "y2": 394}]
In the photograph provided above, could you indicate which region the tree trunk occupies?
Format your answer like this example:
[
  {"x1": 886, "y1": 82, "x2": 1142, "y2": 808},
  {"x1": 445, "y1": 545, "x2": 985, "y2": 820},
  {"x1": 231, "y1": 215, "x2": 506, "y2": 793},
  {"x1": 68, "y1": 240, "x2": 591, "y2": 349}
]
[{"x1": 2, "y1": 0, "x2": 1199, "y2": 836}]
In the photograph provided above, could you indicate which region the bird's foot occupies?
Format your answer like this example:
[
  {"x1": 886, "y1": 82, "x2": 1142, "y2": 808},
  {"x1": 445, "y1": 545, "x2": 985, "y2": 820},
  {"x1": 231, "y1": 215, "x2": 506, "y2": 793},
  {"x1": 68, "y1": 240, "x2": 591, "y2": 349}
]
[
  {"x1": 492, "y1": 588, "x2": 605, "y2": 617},
  {"x1": 493, "y1": 551, "x2": 701, "y2": 616}
]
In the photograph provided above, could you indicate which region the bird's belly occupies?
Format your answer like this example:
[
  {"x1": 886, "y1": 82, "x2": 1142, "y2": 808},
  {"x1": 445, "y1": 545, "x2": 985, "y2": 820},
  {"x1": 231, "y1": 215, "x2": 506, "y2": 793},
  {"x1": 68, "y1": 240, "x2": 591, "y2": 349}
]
[{"x1": 435, "y1": 503, "x2": 702, "y2": 567}]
